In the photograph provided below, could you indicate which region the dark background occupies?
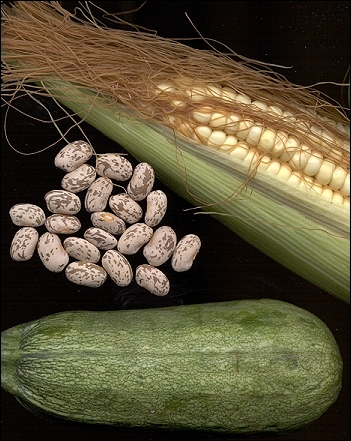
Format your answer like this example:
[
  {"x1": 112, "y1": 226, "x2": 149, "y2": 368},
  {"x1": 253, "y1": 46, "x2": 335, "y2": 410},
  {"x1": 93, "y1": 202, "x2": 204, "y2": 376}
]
[{"x1": 1, "y1": 2, "x2": 349, "y2": 440}]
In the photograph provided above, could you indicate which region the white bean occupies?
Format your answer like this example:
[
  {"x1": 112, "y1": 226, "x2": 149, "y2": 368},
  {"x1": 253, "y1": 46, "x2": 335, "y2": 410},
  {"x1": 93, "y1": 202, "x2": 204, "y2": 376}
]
[
  {"x1": 63, "y1": 237, "x2": 101, "y2": 263},
  {"x1": 144, "y1": 190, "x2": 168, "y2": 227},
  {"x1": 84, "y1": 227, "x2": 118, "y2": 250},
  {"x1": 54, "y1": 140, "x2": 93, "y2": 172},
  {"x1": 61, "y1": 163, "x2": 96, "y2": 193},
  {"x1": 65, "y1": 261, "x2": 107, "y2": 288},
  {"x1": 45, "y1": 214, "x2": 81, "y2": 234},
  {"x1": 9, "y1": 203, "x2": 46, "y2": 227},
  {"x1": 96, "y1": 154, "x2": 133, "y2": 181},
  {"x1": 135, "y1": 264, "x2": 170, "y2": 296},
  {"x1": 84, "y1": 177, "x2": 113, "y2": 213},
  {"x1": 109, "y1": 193, "x2": 143, "y2": 224},
  {"x1": 143, "y1": 226, "x2": 177, "y2": 266},
  {"x1": 44, "y1": 189, "x2": 81, "y2": 215},
  {"x1": 101, "y1": 249, "x2": 133, "y2": 286},
  {"x1": 117, "y1": 223, "x2": 153, "y2": 255},
  {"x1": 37, "y1": 232, "x2": 69, "y2": 272},
  {"x1": 127, "y1": 162, "x2": 155, "y2": 201},
  {"x1": 171, "y1": 234, "x2": 201, "y2": 272},
  {"x1": 10, "y1": 227, "x2": 39, "y2": 261}
]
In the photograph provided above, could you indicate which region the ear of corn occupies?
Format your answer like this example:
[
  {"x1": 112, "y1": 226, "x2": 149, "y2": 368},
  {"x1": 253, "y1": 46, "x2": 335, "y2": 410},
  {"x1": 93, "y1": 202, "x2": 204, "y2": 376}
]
[
  {"x1": 1, "y1": 2, "x2": 349, "y2": 303},
  {"x1": 36, "y1": 79, "x2": 349, "y2": 303}
]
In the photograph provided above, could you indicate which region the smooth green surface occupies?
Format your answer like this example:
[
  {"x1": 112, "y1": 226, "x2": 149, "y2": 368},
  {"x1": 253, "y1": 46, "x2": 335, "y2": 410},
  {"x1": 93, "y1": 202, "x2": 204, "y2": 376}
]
[{"x1": 1, "y1": 299, "x2": 343, "y2": 433}]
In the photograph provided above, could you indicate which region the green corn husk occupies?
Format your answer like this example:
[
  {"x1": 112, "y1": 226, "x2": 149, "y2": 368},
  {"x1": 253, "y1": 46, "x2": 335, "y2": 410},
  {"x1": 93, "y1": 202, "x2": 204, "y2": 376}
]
[
  {"x1": 34, "y1": 80, "x2": 349, "y2": 303},
  {"x1": 1, "y1": 2, "x2": 349, "y2": 303}
]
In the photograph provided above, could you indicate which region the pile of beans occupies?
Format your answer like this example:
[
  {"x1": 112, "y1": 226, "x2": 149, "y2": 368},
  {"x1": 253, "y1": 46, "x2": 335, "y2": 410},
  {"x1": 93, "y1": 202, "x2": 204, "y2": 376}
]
[{"x1": 9, "y1": 141, "x2": 201, "y2": 296}]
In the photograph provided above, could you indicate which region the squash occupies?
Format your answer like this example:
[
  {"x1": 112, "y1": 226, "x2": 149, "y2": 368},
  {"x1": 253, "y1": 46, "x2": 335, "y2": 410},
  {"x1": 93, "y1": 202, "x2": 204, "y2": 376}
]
[{"x1": 1, "y1": 299, "x2": 342, "y2": 433}]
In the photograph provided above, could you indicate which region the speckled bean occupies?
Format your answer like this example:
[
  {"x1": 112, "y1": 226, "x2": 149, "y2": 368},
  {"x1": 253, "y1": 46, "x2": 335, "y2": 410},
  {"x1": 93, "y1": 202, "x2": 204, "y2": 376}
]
[
  {"x1": 127, "y1": 162, "x2": 155, "y2": 201},
  {"x1": 101, "y1": 249, "x2": 133, "y2": 286},
  {"x1": 44, "y1": 189, "x2": 81, "y2": 215},
  {"x1": 84, "y1": 177, "x2": 113, "y2": 213},
  {"x1": 90, "y1": 211, "x2": 126, "y2": 235},
  {"x1": 84, "y1": 227, "x2": 118, "y2": 250},
  {"x1": 171, "y1": 234, "x2": 201, "y2": 272},
  {"x1": 65, "y1": 261, "x2": 107, "y2": 288},
  {"x1": 135, "y1": 264, "x2": 170, "y2": 296},
  {"x1": 63, "y1": 237, "x2": 101, "y2": 263},
  {"x1": 96, "y1": 154, "x2": 133, "y2": 181},
  {"x1": 109, "y1": 193, "x2": 143, "y2": 224},
  {"x1": 45, "y1": 214, "x2": 81, "y2": 235},
  {"x1": 10, "y1": 227, "x2": 39, "y2": 261},
  {"x1": 144, "y1": 190, "x2": 168, "y2": 227},
  {"x1": 54, "y1": 140, "x2": 94, "y2": 172},
  {"x1": 90, "y1": 211, "x2": 126, "y2": 236},
  {"x1": 61, "y1": 163, "x2": 96, "y2": 193},
  {"x1": 37, "y1": 232, "x2": 69, "y2": 272},
  {"x1": 143, "y1": 226, "x2": 177, "y2": 266},
  {"x1": 9, "y1": 203, "x2": 46, "y2": 227},
  {"x1": 117, "y1": 223, "x2": 153, "y2": 255}
]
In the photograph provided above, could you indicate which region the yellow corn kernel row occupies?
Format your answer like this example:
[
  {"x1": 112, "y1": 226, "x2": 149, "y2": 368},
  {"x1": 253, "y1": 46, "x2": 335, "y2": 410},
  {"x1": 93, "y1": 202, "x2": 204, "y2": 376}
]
[{"x1": 156, "y1": 81, "x2": 350, "y2": 207}]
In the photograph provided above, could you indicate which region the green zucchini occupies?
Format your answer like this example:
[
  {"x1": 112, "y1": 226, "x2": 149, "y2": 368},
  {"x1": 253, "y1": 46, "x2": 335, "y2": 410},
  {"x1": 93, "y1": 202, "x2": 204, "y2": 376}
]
[{"x1": 1, "y1": 299, "x2": 342, "y2": 433}]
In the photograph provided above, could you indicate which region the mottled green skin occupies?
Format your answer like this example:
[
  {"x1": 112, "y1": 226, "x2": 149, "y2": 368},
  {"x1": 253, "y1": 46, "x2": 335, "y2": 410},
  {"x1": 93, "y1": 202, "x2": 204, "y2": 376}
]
[{"x1": 1, "y1": 299, "x2": 342, "y2": 433}]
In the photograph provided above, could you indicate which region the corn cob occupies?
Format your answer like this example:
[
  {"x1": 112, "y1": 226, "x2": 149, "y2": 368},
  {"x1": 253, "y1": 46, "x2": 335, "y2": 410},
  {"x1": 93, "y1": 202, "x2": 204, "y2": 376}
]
[
  {"x1": 153, "y1": 78, "x2": 349, "y2": 207},
  {"x1": 1, "y1": 2, "x2": 349, "y2": 302}
]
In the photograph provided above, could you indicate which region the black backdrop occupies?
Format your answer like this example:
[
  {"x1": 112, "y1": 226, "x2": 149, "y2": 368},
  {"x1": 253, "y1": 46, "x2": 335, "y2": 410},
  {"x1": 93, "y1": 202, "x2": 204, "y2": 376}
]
[{"x1": 1, "y1": 2, "x2": 349, "y2": 440}]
